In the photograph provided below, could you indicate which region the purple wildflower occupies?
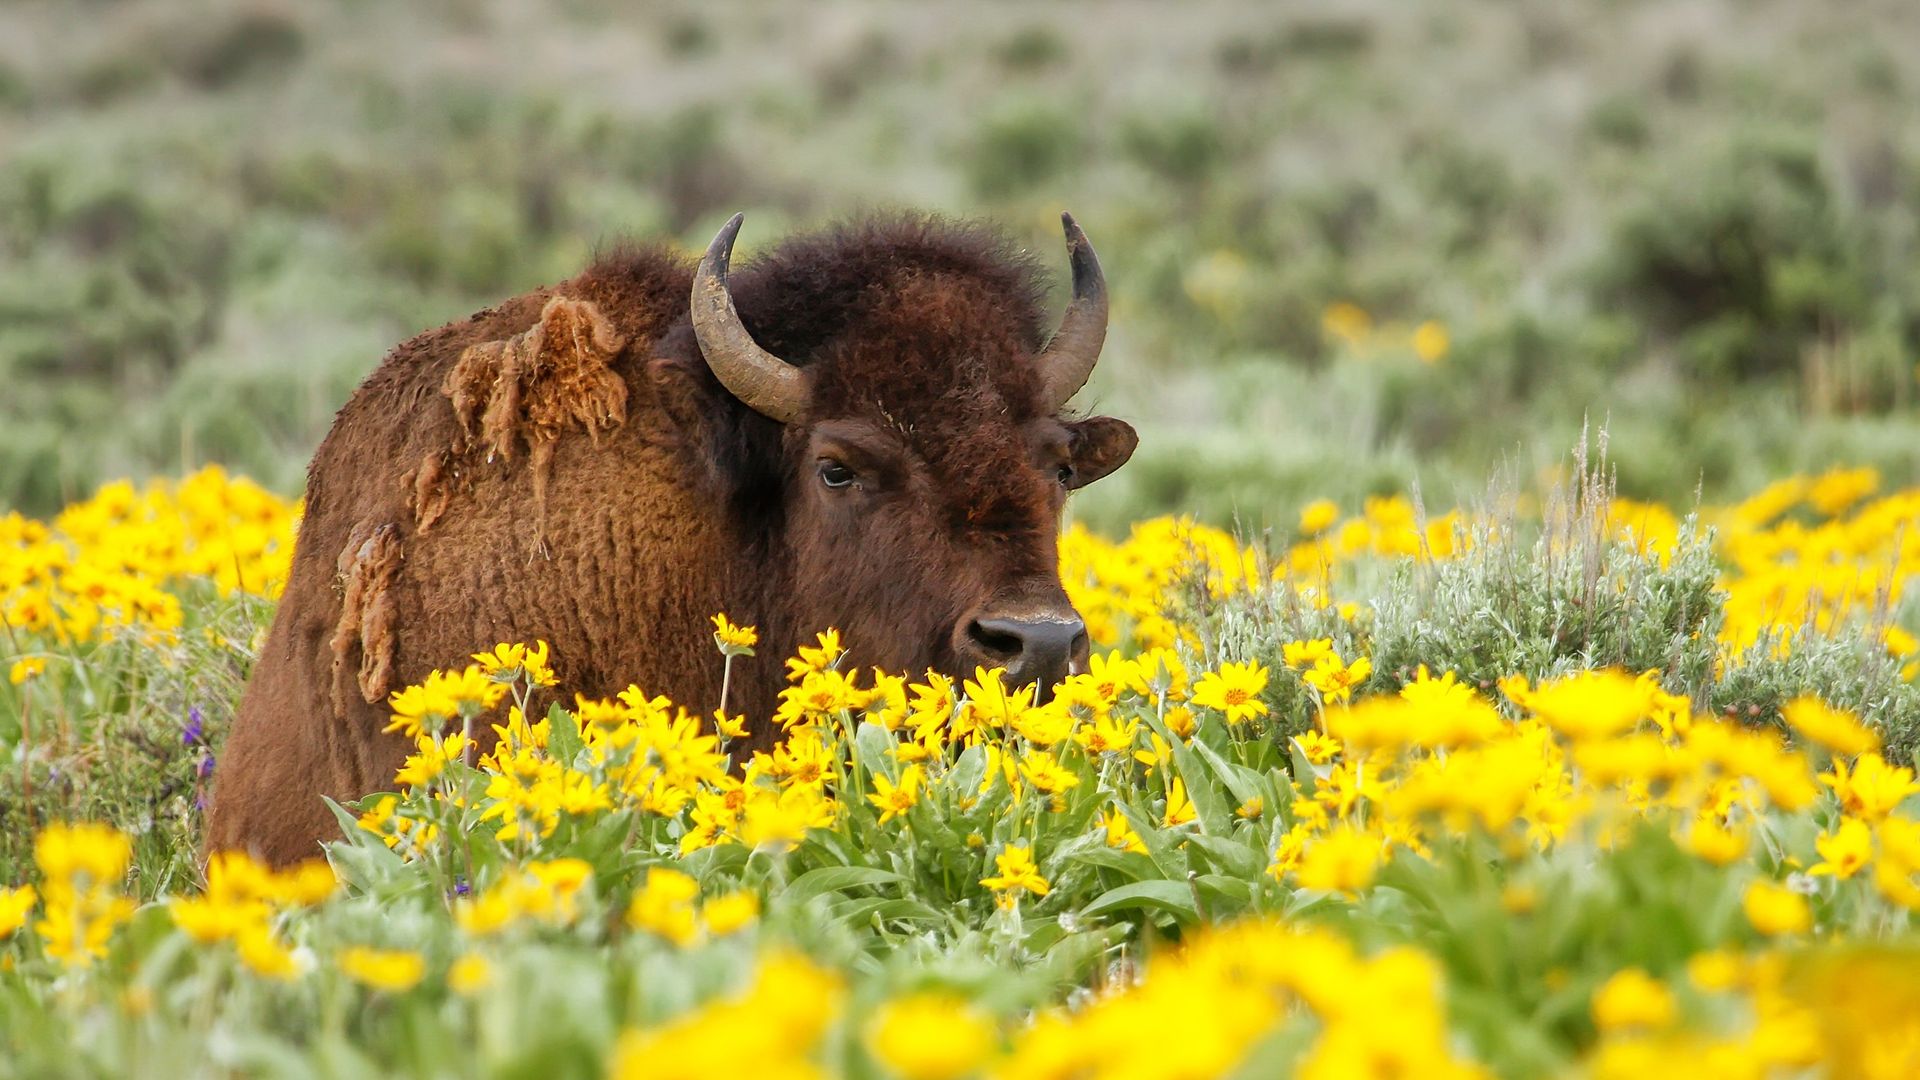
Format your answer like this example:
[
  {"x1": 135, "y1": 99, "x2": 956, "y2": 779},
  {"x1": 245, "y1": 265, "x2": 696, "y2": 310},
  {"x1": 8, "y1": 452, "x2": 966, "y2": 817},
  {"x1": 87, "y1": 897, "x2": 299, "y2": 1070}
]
[{"x1": 183, "y1": 705, "x2": 205, "y2": 746}]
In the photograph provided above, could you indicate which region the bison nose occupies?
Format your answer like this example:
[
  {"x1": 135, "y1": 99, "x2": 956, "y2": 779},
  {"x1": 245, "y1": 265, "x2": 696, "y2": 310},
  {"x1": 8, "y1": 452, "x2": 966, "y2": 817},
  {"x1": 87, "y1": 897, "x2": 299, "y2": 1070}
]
[{"x1": 962, "y1": 612, "x2": 1090, "y2": 699}]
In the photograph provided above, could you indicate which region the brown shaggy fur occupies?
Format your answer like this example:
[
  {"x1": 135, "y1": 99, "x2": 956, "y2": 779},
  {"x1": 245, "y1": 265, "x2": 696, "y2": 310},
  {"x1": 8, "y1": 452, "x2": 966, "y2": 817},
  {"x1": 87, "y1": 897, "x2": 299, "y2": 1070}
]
[{"x1": 205, "y1": 214, "x2": 1138, "y2": 865}]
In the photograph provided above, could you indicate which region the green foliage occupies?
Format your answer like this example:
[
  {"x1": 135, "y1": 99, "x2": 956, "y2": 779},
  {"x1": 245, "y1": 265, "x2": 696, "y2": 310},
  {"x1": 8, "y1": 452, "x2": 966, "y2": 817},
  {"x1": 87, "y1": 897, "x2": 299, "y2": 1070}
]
[
  {"x1": 966, "y1": 97, "x2": 1084, "y2": 201},
  {"x1": 1593, "y1": 131, "x2": 1879, "y2": 383}
]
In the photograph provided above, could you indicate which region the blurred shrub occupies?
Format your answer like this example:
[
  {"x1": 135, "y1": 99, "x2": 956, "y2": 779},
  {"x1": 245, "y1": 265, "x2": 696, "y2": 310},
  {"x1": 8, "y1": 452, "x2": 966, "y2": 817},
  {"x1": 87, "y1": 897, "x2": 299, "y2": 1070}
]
[
  {"x1": 1593, "y1": 131, "x2": 1886, "y2": 385},
  {"x1": 1585, "y1": 95, "x2": 1651, "y2": 149},
  {"x1": 994, "y1": 24, "x2": 1068, "y2": 72},
  {"x1": 0, "y1": 60, "x2": 27, "y2": 109},
  {"x1": 661, "y1": 13, "x2": 715, "y2": 58},
  {"x1": 967, "y1": 98, "x2": 1084, "y2": 200},
  {"x1": 169, "y1": 6, "x2": 305, "y2": 90},
  {"x1": 1121, "y1": 105, "x2": 1232, "y2": 187}
]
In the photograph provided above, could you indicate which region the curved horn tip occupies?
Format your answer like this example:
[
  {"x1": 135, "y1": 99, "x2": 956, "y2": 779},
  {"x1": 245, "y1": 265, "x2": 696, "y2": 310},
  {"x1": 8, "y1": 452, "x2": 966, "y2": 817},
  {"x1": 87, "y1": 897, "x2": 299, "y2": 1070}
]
[{"x1": 706, "y1": 212, "x2": 747, "y2": 264}]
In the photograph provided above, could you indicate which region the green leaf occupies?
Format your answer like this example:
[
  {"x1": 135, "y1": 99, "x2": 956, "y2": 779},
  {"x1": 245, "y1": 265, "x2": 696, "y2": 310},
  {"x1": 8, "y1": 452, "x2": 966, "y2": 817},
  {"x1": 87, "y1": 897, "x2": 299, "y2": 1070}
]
[
  {"x1": 1193, "y1": 873, "x2": 1254, "y2": 908},
  {"x1": 1289, "y1": 737, "x2": 1317, "y2": 795},
  {"x1": 1169, "y1": 739, "x2": 1232, "y2": 835},
  {"x1": 946, "y1": 745, "x2": 988, "y2": 800},
  {"x1": 834, "y1": 895, "x2": 949, "y2": 928},
  {"x1": 547, "y1": 702, "x2": 585, "y2": 767},
  {"x1": 783, "y1": 865, "x2": 905, "y2": 906},
  {"x1": 1188, "y1": 736, "x2": 1266, "y2": 811},
  {"x1": 854, "y1": 720, "x2": 896, "y2": 774},
  {"x1": 1079, "y1": 880, "x2": 1200, "y2": 922},
  {"x1": 1067, "y1": 845, "x2": 1156, "y2": 880},
  {"x1": 1116, "y1": 798, "x2": 1190, "y2": 881},
  {"x1": 1186, "y1": 833, "x2": 1263, "y2": 879}
]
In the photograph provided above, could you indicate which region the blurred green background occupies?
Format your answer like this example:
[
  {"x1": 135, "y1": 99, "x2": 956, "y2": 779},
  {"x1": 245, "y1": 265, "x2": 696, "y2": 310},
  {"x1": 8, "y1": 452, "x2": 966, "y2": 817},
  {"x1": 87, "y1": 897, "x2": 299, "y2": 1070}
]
[{"x1": 2, "y1": 0, "x2": 1918, "y2": 529}]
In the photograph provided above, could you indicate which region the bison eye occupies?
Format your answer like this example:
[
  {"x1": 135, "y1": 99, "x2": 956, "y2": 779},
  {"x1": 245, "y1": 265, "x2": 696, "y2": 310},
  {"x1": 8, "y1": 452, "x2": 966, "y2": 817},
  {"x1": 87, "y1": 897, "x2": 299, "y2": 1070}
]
[
  {"x1": 1057, "y1": 463, "x2": 1075, "y2": 487},
  {"x1": 819, "y1": 460, "x2": 857, "y2": 489}
]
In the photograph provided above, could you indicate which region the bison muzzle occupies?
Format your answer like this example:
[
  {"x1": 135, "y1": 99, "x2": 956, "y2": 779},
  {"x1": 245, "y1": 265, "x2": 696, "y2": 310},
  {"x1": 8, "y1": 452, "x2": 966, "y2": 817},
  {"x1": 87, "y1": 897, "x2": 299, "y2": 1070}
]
[{"x1": 206, "y1": 211, "x2": 1138, "y2": 865}]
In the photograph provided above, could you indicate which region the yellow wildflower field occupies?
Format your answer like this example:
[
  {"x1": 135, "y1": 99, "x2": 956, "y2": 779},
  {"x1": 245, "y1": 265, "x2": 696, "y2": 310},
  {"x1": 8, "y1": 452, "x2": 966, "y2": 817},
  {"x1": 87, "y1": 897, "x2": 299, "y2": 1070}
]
[{"x1": 2, "y1": 464, "x2": 1919, "y2": 1078}]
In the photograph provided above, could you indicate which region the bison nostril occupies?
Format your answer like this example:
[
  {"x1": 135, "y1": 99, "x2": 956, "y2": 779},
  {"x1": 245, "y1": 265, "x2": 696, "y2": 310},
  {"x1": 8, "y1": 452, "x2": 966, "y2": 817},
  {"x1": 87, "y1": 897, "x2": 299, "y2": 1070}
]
[
  {"x1": 966, "y1": 614, "x2": 1088, "y2": 686},
  {"x1": 967, "y1": 619, "x2": 1025, "y2": 663}
]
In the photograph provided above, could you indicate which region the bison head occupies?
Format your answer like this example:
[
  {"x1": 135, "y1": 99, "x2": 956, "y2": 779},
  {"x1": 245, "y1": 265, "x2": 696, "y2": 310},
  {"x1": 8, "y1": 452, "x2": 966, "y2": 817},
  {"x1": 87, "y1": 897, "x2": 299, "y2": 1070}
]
[{"x1": 687, "y1": 213, "x2": 1137, "y2": 697}]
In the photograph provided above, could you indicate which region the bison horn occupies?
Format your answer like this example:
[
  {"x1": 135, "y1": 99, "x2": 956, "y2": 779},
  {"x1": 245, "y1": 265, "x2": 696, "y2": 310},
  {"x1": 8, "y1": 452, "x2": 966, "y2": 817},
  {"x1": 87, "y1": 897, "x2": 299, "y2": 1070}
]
[
  {"x1": 1035, "y1": 211, "x2": 1110, "y2": 413},
  {"x1": 692, "y1": 213, "x2": 810, "y2": 424}
]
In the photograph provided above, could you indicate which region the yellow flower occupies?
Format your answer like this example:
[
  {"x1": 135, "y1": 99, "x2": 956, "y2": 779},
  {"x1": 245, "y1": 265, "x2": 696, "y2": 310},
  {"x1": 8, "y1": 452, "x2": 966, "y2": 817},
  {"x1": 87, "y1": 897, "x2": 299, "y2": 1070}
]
[
  {"x1": 34, "y1": 821, "x2": 132, "y2": 885},
  {"x1": 236, "y1": 926, "x2": 301, "y2": 981},
  {"x1": 711, "y1": 708, "x2": 750, "y2": 740},
  {"x1": 1294, "y1": 826, "x2": 1381, "y2": 896},
  {"x1": 867, "y1": 765, "x2": 924, "y2": 824},
  {"x1": 1303, "y1": 653, "x2": 1371, "y2": 706},
  {"x1": 961, "y1": 666, "x2": 1035, "y2": 734},
  {"x1": 1683, "y1": 816, "x2": 1749, "y2": 867},
  {"x1": 1322, "y1": 300, "x2": 1372, "y2": 345},
  {"x1": 0, "y1": 886, "x2": 35, "y2": 938},
  {"x1": 1293, "y1": 731, "x2": 1342, "y2": 764},
  {"x1": 1411, "y1": 320, "x2": 1449, "y2": 364},
  {"x1": 338, "y1": 946, "x2": 426, "y2": 992},
  {"x1": 784, "y1": 628, "x2": 844, "y2": 681},
  {"x1": 1806, "y1": 465, "x2": 1877, "y2": 516},
  {"x1": 1019, "y1": 750, "x2": 1081, "y2": 800},
  {"x1": 741, "y1": 783, "x2": 836, "y2": 852},
  {"x1": 471, "y1": 640, "x2": 558, "y2": 688},
  {"x1": 1282, "y1": 638, "x2": 1334, "y2": 669},
  {"x1": 1298, "y1": 499, "x2": 1339, "y2": 537},
  {"x1": 1162, "y1": 777, "x2": 1198, "y2": 827},
  {"x1": 1875, "y1": 818, "x2": 1920, "y2": 909},
  {"x1": 1819, "y1": 753, "x2": 1920, "y2": 821},
  {"x1": 1782, "y1": 695, "x2": 1879, "y2": 757},
  {"x1": 1742, "y1": 881, "x2": 1811, "y2": 936},
  {"x1": 711, "y1": 613, "x2": 759, "y2": 655},
  {"x1": 448, "y1": 953, "x2": 493, "y2": 995},
  {"x1": 271, "y1": 859, "x2": 340, "y2": 907},
  {"x1": 1685, "y1": 950, "x2": 1745, "y2": 992},
  {"x1": 1099, "y1": 805, "x2": 1147, "y2": 855},
  {"x1": 1191, "y1": 660, "x2": 1270, "y2": 725},
  {"x1": 1592, "y1": 968, "x2": 1676, "y2": 1032},
  {"x1": 1074, "y1": 712, "x2": 1140, "y2": 757},
  {"x1": 703, "y1": 891, "x2": 760, "y2": 936},
  {"x1": 866, "y1": 992, "x2": 996, "y2": 1080},
  {"x1": 1523, "y1": 670, "x2": 1653, "y2": 741},
  {"x1": 629, "y1": 867, "x2": 702, "y2": 947},
  {"x1": 980, "y1": 846, "x2": 1049, "y2": 903},
  {"x1": 1809, "y1": 817, "x2": 1873, "y2": 879},
  {"x1": 385, "y1": 665, "x2": 507, "y2": 738},
  {"x1": 169, "y1": 894, "x2": 268, "y2": 944},
  {"x1": 863, "y1": 671, "x2": 910, "y2": 730},
  {"x1": 609, "y1": 951, "x2": 843, "y2": 1080},
  {"x1": 8, "y1": 656, "x2": 46, "y2": 684},
  {"x1": 1011, "y1": 700, "x2": 1075, "y2": 747}
]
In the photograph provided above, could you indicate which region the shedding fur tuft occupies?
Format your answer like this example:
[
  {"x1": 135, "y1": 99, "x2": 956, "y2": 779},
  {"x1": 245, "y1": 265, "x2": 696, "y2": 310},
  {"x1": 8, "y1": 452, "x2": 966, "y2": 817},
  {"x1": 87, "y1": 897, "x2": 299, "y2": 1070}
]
[
  {"x1": 328, "y1": 522, "x2": 405, "y2": 715},
  {"x1": 442, "y1": 296, "x2": 630, "y2": 543}
]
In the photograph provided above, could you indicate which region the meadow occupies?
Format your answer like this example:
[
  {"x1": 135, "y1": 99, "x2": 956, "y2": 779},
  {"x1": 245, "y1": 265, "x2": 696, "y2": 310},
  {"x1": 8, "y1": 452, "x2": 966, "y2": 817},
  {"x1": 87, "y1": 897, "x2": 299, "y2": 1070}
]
[
  {"x1": 7, "y1": 1, "x2": 1920, "y2": 1076},
  {"x1": 2, "y1": 455, "x2": 1918, "y2": 1077}
]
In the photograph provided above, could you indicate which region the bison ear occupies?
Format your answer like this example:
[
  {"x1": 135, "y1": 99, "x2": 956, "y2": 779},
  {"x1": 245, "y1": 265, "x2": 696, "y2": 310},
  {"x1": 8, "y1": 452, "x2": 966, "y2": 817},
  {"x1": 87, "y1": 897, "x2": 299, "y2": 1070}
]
[
  {"x1": 1064, "y1": 416, "x2": 1137, "y2": 490},
  {"x1": 646, "y1": 357, "x2": 714, "y2": 446}
]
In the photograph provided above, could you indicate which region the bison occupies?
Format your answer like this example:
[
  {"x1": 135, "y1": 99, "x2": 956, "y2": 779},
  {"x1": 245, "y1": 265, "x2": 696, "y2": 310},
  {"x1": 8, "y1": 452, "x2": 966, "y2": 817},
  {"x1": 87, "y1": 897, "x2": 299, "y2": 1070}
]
[{"x1": 206, "y1": 211, "x2": 1138, "y2": 865}]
